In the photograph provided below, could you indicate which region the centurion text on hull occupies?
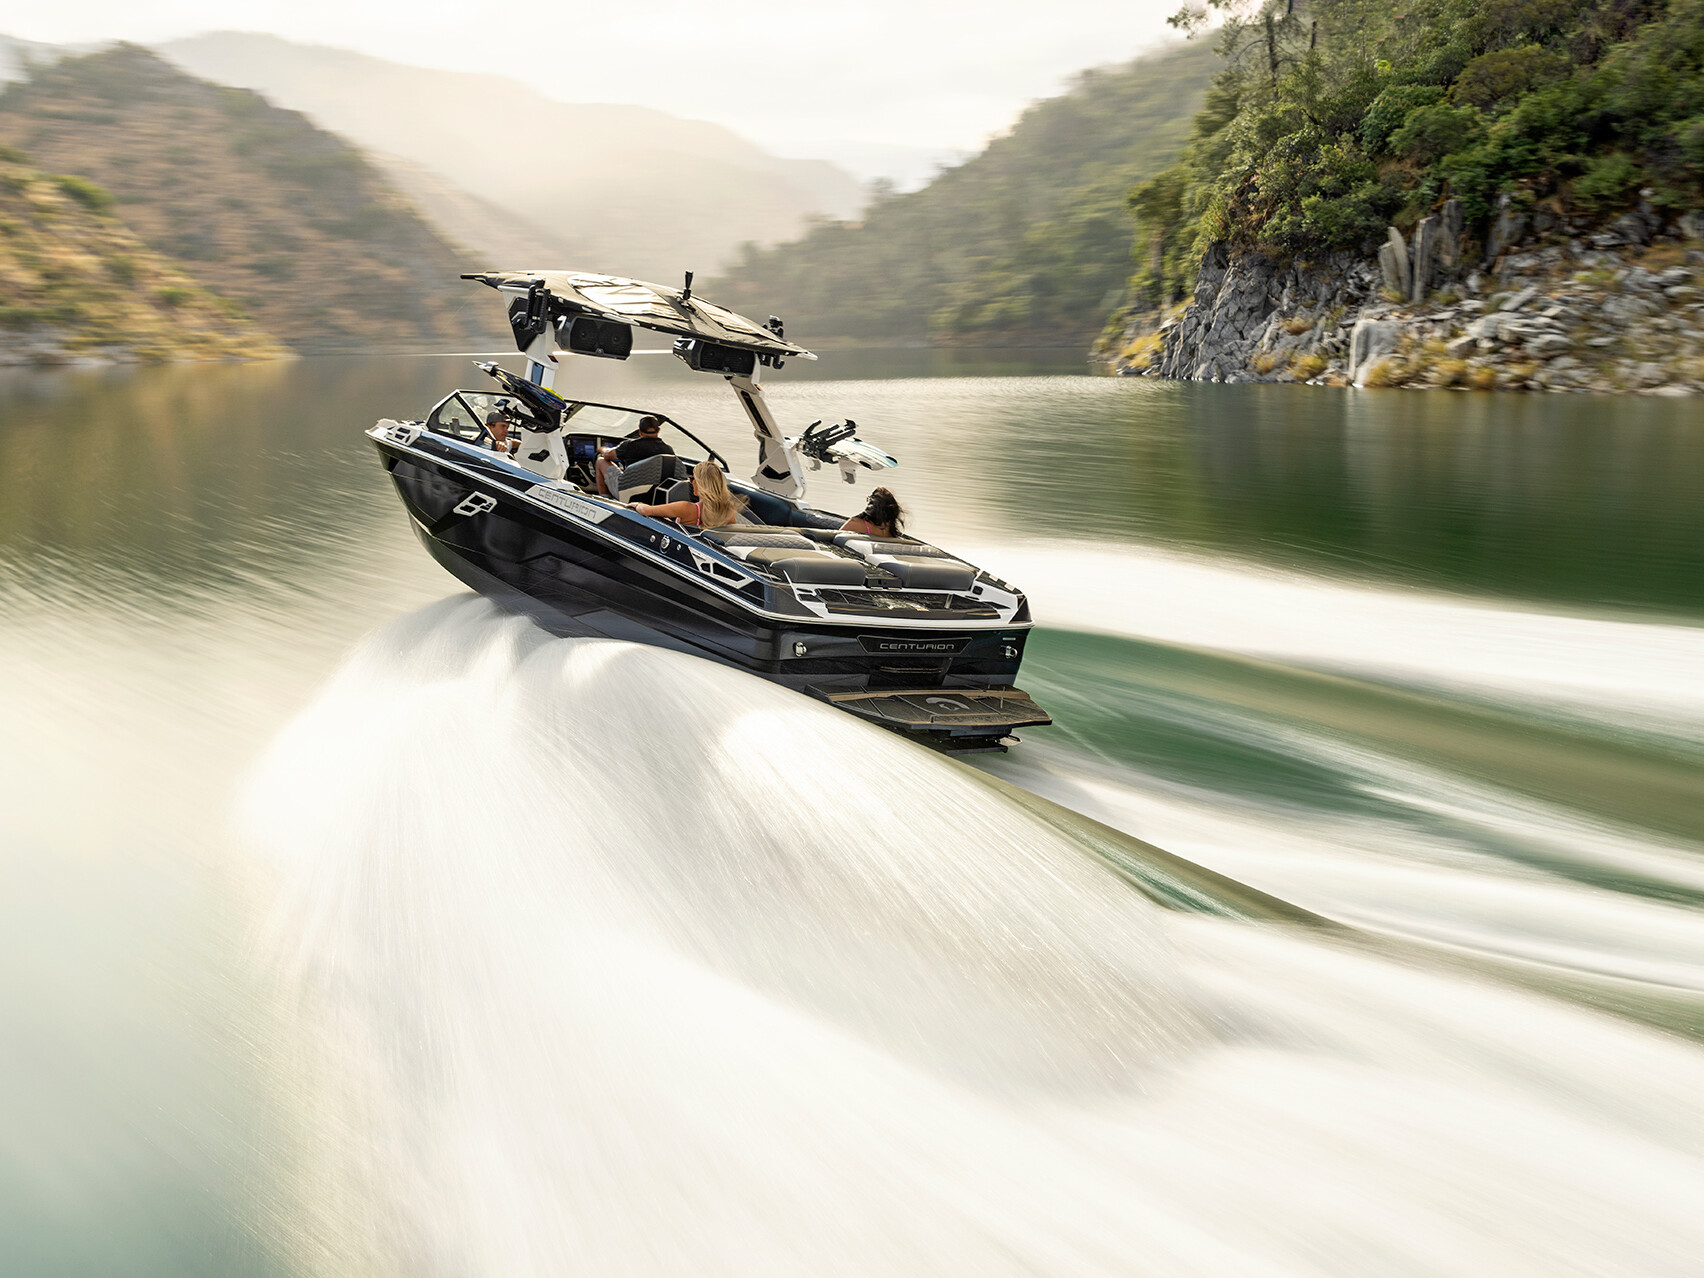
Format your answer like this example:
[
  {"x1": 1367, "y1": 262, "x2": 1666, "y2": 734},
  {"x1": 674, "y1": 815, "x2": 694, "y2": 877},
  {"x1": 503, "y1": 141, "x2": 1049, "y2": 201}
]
[{"x1": 367, "y1": 270, "x2": 1051, "y2": 752}]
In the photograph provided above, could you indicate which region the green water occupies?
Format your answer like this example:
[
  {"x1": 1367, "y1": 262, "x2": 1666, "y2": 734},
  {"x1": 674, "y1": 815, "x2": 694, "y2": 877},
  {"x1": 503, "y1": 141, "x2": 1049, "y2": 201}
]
[
  {"x1": 970, "y1": 380, "x2": 1704, "y2": 613},
  {"x1": 6, "y1": 359, "x2": 1699, "y2": 613},
  {"x1": 3, "y1": 355, "x2": 1703, "y2": 1275}
]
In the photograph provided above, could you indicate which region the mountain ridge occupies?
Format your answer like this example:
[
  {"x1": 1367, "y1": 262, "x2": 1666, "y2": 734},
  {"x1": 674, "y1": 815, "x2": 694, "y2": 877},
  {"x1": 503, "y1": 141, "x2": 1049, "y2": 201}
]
[
  {"x1": 0, "y1": 44, "x2": 503, "y2": 354},
  {"x1": 158, "y1": 32, "x2": 866, "y2": 279}
]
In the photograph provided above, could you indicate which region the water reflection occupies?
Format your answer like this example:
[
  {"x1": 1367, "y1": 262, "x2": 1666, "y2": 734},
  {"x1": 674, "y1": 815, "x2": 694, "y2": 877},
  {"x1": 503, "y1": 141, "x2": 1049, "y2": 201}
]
[
  {"x1": 5, "y1": 357, "x2": 1701, "y2": 616},
  {"x1": 957, "y1": 381, "x2": 1704, "y2": 613}
]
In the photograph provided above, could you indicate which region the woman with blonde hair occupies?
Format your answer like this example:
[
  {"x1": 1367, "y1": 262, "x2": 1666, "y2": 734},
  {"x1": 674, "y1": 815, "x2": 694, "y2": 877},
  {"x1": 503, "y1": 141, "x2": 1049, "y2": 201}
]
[{"x1": 628, "y1": 459, "x2": 744, "y2": 528}]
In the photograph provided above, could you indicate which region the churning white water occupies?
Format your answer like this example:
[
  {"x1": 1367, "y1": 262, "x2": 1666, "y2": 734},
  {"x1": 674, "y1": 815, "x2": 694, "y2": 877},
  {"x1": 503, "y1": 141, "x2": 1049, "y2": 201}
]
[
  {"x1": 243, "y1": 598, "x2": 1704, "y2": 1277},
  {"x1": 991, "y1": 733, "x2": 1704, "y2": 997},
  {"x1": 968, "y1": 541, "x2": 1704, "y2": 730}
]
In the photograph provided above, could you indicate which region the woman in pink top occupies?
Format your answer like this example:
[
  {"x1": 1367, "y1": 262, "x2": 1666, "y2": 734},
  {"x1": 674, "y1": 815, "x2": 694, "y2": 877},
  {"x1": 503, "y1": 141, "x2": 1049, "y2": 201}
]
[{"x1": 839, "y1": 487, "x2": 905, "y2": 538}]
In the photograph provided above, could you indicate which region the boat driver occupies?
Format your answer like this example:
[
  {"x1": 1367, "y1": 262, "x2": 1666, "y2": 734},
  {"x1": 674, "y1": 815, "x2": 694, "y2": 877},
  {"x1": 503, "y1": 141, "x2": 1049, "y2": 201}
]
[
  {"x1": 596, "y1": 415, "x2": 674, "y2": 496},
  {"x1": 484, "y1": 410, "x2": 512, "y2": 455}
]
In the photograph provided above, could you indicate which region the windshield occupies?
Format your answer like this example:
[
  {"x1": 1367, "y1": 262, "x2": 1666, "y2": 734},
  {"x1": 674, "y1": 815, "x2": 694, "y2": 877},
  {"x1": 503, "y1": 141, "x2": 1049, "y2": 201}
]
[
  {"x1": 427, "y1": 391, "x2": 523, "y2": 443},
  {"x1": 562, "y1": 403, "x2": 658, "y2": 436}
]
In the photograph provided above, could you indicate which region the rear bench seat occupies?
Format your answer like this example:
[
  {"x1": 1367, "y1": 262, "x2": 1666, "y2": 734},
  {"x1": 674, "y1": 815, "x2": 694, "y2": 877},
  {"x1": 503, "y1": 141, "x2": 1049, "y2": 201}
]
[
  {"x1": 838, "y1": 537, "x2": 978, "y2": 591},
  {"x1": 696, "y1": 526, "x2": 868, "y2": 586}
]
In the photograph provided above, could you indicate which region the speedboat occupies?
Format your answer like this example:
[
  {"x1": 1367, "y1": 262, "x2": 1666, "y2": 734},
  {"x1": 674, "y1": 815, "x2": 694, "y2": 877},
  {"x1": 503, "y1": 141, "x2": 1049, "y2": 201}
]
[{"x1": 366, "y1": 269, "x2": 1051, "y2": 752}]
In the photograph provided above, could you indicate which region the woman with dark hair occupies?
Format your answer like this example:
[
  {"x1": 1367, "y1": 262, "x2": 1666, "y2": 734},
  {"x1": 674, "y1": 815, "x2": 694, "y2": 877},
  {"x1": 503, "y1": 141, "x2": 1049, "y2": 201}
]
[{"x1": 840, "y1": 487, "x2": 905, "y2": 538}]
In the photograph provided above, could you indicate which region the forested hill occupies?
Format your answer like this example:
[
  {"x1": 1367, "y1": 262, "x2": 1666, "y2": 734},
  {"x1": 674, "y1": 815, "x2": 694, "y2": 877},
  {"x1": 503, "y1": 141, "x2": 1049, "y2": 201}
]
[
  {"x1": 1128, "y1": 0, "x2": 1704, "y2": 308},
  {"x1": 0, "y1": 45, "x2": 503, "y2": 353},
  {"x1": 708, "y1": 40, "x2": 1219, "y2": 346}
]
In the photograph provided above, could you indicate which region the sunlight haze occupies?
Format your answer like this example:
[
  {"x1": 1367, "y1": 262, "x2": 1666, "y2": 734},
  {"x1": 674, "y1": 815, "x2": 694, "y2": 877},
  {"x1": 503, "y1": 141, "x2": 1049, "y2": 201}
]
[{"x1": 3, "y1": 0, "x2": 1185, "y2": 178}]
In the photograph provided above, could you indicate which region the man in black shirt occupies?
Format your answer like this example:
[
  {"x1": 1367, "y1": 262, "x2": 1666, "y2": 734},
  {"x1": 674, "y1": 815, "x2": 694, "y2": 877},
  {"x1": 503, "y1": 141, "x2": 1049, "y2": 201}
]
[{"x1": 596, "y1": 415, "x2": 674, "y2": 496}]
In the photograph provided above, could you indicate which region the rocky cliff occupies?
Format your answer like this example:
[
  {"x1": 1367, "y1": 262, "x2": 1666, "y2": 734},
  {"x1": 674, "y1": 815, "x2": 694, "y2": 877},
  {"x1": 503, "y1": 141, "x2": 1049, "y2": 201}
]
[{"x1": 1108, "y1": 201, "x2": 1704, "y2": 395}]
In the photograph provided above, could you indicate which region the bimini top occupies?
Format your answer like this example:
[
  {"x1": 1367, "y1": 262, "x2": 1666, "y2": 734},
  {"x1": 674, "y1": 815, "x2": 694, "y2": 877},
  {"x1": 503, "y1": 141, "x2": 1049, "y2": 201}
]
[{"x1": 462, "y1": 270, "x2": 817, "y2": 360}]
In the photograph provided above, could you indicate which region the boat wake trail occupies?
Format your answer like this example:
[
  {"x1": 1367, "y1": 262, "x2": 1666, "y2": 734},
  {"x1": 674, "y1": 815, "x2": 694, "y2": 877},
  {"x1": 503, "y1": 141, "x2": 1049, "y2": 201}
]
[
  {"x1": 968, "y1": 540, "x2": 1704, "y2": 732},
  {"x1": 243, "y1": 597, "x2": 1704, "y2": 1277}
]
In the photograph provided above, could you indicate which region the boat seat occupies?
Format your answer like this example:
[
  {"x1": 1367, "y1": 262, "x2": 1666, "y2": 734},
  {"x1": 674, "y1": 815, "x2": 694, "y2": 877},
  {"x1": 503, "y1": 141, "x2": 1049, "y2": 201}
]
[
  {"x1": 791, "y1": 509, "x2": 847, "y2": 530},
  {"x1": 837, "y1": 535, "x2": 949, "y2": 557},
  {"x1": 876, "y1": 556, "x2": 977, "y2": 590},
  {"x1": 839, "y1": 537, "x2": 976, "y2": 589},
  {"x1": 615, "y1": 453, "x2": 685, "y2": 502},
  {"x1": 697, "y1": 527, "x2": 815, "y2": 548},
  {"x1": 733, "y1": 547, "x2": 868, "y2": 585}
]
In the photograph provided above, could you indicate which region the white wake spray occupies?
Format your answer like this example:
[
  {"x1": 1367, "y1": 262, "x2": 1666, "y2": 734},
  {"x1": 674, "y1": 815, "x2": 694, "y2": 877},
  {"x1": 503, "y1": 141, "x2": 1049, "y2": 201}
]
[
  {"x1": 967, "y1": 540, "x2": 1704, "y2": 731},
  {"x1": 242, "y1": 597, "x2": 1704, "y2": 1277}
]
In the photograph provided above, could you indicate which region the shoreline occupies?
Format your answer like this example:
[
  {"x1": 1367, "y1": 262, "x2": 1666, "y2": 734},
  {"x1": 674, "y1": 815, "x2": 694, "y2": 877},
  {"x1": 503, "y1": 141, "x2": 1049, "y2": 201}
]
[{"x1": 1103, "y1": 208, "x2": 1704, "y2": 396}]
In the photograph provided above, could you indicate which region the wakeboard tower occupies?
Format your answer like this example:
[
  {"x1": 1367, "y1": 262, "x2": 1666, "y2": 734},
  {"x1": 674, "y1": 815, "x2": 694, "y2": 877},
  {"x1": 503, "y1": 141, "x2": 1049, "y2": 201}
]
[{"x1": 366, "y1": 269, "x2": 1051, "y2": 752}]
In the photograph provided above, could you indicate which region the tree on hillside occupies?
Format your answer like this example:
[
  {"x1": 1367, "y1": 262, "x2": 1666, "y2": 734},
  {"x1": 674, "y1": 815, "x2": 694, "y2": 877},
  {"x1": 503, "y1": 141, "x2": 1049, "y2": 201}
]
[
  {"x1": 1125, "y1": 0, "x2": 1704, "y2": 305},
  {"x1": 1169, "y1": 0, "x2": 1316, "y2": 83}
]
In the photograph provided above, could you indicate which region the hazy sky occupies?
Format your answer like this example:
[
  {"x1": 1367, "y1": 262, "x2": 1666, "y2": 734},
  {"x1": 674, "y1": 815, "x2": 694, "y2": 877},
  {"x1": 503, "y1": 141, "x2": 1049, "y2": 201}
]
[{"x1": 5, "y1": 1, "x2": 1189, "y2": 173}]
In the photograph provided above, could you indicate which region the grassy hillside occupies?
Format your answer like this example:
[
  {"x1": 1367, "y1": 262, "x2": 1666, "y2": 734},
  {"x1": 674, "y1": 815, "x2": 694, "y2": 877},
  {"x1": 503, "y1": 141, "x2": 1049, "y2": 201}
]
[
  {"x1": 707, "y1": 40, "x2": 1220, "y2": 346},
  {"x1": 1130, "y1": 0, "x2": 1704, "y2": 304},
  {"x1": 160, "y1": 33, "x2": 866, "y2": 282},
  {"x1": 0, "y1": 45, "x2": 502, "y2": 353},
  {"x1": 0, "y1": 144, "x2": 284, "y2": 362}
]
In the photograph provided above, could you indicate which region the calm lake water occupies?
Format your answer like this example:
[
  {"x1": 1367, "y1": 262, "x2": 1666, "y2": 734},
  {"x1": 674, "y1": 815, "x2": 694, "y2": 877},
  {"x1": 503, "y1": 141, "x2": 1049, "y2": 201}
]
[{"x1": 3, "y1": 353, "x2": 1702, "y2": 1276}]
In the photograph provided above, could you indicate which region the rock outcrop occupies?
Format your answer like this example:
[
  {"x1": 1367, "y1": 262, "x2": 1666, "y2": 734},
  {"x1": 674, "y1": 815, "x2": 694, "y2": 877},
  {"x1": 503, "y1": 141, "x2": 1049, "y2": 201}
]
[
  {"x1": 1378, "y1": 228, "x2": 1409, "y2": 296},
  {"x1": 1141, "y1": 244, "x2": 1376, "y2": 383},
  {"x1": 1107, "y1": 196, "x2": 1704, "y2": 395},
  {"x1": 1348, "y1": 319, "x2": 1399, "y2": 385}
]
